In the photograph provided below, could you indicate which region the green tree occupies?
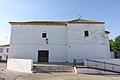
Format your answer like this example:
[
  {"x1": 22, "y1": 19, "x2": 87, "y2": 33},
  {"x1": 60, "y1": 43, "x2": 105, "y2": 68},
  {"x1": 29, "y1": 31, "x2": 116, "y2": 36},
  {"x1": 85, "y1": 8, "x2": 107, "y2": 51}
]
[
  {"x1": 109, "y1": 35, "x2": 120, "y2": 52},
  {"x1": 109, "y1": 39, "x2": 114, "y2": 51}
]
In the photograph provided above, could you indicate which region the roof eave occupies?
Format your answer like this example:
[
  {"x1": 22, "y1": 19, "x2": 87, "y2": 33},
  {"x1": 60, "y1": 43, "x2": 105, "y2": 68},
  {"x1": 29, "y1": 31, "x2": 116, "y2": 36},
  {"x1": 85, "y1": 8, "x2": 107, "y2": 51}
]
[
  {"x1": 9, "y1": 22, "x2": 67, "y2": 26},
  {"x1": 68, "y1": 22, "x2": 105, "y2": 24}
]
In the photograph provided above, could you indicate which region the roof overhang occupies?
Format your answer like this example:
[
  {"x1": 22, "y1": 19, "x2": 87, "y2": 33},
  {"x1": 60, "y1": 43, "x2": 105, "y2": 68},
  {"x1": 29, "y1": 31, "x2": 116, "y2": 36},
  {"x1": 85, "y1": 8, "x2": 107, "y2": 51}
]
[
  {"x1": 9, "y1": 19, "x2": 105, "y2": 26},
  {"x1": 68, "y1": 22, "x2": 105, "y2": 24},
  {"x1": 9, "y1": 22, "x2": 67, "y2": 26}
]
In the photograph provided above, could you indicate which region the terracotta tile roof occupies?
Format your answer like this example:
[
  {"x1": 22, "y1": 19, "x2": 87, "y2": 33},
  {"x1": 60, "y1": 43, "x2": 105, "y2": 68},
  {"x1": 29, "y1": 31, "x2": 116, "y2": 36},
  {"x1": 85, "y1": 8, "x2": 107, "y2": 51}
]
[
  {"x1": 68, "y1": 18, "x2": 105, "y2": 24},
  {"x1": 9, "y1": 18, "x2": 105, "y2": 25},
  {"x1": 69, "y1": 18, "x2": 98, "y2": 22},
  {"x1": 10, "y1": 21, "x2": 67, "y2": 26}
]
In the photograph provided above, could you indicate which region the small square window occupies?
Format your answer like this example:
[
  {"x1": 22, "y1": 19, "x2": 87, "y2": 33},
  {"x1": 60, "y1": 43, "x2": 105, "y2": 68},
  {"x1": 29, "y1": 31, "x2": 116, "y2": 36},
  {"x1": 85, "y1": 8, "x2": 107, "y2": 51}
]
[
  {"x1": 42, "y1": 33, "x2": 47, "y2": 38},
  {"x1": 84, "y1": 31, "x2": 89, "y2": 37},
  {"x1": 0, "y1": 48, "x2": 3, "y2": 52},
  {"x1": 6, "y1": 48, "x2": 9, "y2": 52}
]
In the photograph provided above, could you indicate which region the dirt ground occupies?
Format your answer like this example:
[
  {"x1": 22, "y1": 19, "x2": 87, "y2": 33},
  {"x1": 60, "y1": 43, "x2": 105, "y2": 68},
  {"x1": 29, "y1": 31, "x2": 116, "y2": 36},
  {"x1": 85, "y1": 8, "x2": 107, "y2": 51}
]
[{"x1": 0, "y1": 63, "x2": 120, "y2": 80}]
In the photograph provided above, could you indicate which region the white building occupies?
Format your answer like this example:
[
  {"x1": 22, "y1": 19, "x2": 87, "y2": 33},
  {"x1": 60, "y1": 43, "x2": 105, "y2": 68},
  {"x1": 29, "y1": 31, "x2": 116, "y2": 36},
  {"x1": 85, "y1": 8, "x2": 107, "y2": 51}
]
[
  {"x1": 9, "y1": 19, "x2": 110, "y2": 63},
  {"x1": 0, "y1": 44, "x2": 9, "y2": 61}
]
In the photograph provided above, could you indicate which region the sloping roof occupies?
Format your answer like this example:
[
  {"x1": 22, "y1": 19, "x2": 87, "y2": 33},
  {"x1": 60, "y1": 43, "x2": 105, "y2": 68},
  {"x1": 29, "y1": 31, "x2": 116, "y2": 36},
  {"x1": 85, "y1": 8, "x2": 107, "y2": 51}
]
[
  {"x1": 68, "y1": 18, "x2": 105, "y2": 24},
  {"x1": 69, "y1": 18, "x2": 98, "y2": 22},
  {"x1": 9, "y1": 18, "x2": 105, "y2": 25},
  {"x1": 9, "y1": 21, "x2": 67, "y2": 26}
]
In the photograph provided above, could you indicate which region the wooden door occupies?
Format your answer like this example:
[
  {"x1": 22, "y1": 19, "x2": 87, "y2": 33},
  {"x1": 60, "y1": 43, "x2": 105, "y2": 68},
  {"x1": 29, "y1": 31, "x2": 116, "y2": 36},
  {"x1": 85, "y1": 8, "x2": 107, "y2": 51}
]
[{"x1": 38, "y1": 50, "x2": 49, "y2": 62}]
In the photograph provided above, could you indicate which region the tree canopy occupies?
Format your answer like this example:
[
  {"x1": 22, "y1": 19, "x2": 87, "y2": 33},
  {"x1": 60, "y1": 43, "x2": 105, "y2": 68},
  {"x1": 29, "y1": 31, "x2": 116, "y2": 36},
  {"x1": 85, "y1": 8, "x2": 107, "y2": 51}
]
[{"x1": 109, "y1": 35, "x2": 120, "y2": 52}]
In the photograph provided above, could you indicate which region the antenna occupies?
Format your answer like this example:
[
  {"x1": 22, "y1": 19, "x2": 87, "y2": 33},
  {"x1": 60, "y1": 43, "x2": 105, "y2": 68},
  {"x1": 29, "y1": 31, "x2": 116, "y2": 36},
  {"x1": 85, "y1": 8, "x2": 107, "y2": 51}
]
[
  {"x1": 78, "y1": 14, "x2": 82, "y2": 20},
  {"x1": 79, "y1": 16, "x2": 82, "y2": 20}
]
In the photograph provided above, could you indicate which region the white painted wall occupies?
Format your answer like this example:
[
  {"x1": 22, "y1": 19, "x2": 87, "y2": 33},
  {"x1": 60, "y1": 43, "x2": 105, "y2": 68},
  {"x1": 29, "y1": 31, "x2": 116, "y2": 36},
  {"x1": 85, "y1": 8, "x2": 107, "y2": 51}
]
[
  {"x1": 67, "y1": 24, "x2": 107, "y2": 45},
  {"x1": 84, "y1": 59, "x2": 120, "y2": 73},
  {"x1": 7, "y1": 58, "x2": 33, "y2": 73},
  {"x1": 10, "y1": 45, "x2": 67, "y2": 62},
  {"x1": 75, "y1": 59, "x2": 120, "y2": 74},
  {"x1": 74, "y1": 67, "x2": 117, "y2": 74},
  {"x1": 11, "y1": 25, "x2": 67, "y2": 45},
  {"x1": 10, "y1": 25, "x2": 67, "y2": 62},
  {"x1": 67, "y1": 24, "x2": 110, "y2": 62},
  {"x1": 9, "y1": 22, "x2": 110, "y2": 62},
  {"x1": 84, "y1": 59, "x2": 120, "y2": 65},
  {"x1": 68, "y1": 45, "x2": 110, "y2": 62}
]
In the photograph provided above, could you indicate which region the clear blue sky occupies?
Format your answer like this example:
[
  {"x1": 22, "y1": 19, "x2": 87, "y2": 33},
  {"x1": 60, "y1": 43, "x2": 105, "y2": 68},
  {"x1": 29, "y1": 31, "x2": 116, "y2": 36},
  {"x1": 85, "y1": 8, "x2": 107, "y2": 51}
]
[{"x1": 0, "y1": 0, "x2": 120, "y2": 45}]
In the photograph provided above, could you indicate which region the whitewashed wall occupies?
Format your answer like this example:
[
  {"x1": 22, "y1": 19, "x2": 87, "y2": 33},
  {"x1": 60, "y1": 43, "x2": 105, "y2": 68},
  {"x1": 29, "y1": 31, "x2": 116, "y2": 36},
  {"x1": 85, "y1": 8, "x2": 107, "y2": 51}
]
[
  {"x1": 84, "y1": 59, "x2": 120, "y2": 66},
  {"x1": 67, "y1": 24, "x2": 107, "y2": 44},
  {"x1": 7, "y1": 58, "x2": 33, "y2": 73},
  {"x1": 10, "y1": 23, "x2": 110, "y2": 62},
  {"x1": 10, "y1": 25, "x2": 68, "y2": 62},
  {"x1": 67, "y1": 24, "x2": 110, "y2": 62},
  {"x1": 11, "y1": 25, "x2": 67, "y2": 45},
  {"x1": 75, "y1": 59, "x2": 120, "y2": 74},
  {"x1": 83, "y1": 59, "x2": 120, "y2": 73},
  {"x1": 10, "y1": 45, "x2": 67, "y2": 62},
  {"x1": 68, "y1": 45, "x2": 110, "y2": 62}
]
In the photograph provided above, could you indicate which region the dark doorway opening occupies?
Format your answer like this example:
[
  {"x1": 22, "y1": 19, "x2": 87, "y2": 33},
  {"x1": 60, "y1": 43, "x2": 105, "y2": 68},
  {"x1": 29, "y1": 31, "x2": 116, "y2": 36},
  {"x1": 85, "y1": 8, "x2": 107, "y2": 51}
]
[{"x1": 38, "y1": 50, "x2": 49, "y2": 62}]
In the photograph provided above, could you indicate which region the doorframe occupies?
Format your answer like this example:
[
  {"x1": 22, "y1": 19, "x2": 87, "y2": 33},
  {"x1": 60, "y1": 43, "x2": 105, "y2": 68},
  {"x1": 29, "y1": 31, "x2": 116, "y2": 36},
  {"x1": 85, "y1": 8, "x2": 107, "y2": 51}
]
[{"x1": 38, "y1": 50, "x2": 49, "y2": 62}]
